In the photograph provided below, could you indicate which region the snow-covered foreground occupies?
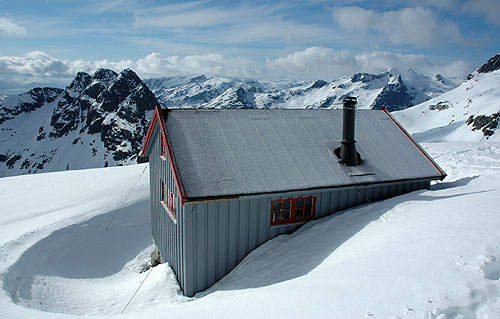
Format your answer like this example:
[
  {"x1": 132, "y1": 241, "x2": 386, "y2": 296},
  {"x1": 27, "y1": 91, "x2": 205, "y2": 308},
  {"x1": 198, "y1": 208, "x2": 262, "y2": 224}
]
[{"x1": 1, "y1": 143, "x2": 500, "y2": 318}]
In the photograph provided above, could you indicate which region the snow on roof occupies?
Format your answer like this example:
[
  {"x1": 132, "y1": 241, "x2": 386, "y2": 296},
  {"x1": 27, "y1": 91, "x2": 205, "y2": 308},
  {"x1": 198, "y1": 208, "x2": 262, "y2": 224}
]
[{"x1": 163, "y1": 109, "x2": 445, "y2": 199}]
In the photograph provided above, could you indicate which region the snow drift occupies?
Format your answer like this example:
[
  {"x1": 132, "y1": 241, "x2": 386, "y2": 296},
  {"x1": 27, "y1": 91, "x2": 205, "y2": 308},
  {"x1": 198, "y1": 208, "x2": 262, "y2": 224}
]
[{"x1": 1, "y1": 142, "x2": 500, "y2": 318}]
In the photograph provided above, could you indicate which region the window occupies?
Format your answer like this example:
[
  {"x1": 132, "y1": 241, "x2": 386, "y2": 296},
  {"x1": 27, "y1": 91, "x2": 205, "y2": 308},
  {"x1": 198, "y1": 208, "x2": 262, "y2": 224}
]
[
  {"x1": 270, "y1": 196, "x2": 316, "y2": 225},
  {"x1": 161, "y1": 180, "x2": 177, "y2": 222},
  {"x1": 160, "y1": 141, "x2": 166, "y2": 160}
]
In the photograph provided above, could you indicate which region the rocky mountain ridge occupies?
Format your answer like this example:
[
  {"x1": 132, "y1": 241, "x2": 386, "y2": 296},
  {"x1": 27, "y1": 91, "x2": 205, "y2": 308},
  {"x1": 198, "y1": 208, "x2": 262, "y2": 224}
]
[
  {"x1": 0, "y1": 68, "x2": 157, "y2": 177},
  {"x1": 145, "y1": 68, "x2": 457, "y2": 112}
]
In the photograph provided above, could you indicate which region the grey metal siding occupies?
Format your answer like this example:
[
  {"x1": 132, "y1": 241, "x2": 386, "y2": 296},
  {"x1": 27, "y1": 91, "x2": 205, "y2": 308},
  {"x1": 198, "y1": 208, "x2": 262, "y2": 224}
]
[
  {"x1": 178, "y1": 179, "x2": 431, "y2": 297},
  {"x1": 152, "y1": 146, "x2": 434, "y2": 298},
  {"x1": 148, "y1": 124, "x2": 184, "y2": 290},
  {"x1": 181, "y1": 203, "x2": 196, "y2": 297}
]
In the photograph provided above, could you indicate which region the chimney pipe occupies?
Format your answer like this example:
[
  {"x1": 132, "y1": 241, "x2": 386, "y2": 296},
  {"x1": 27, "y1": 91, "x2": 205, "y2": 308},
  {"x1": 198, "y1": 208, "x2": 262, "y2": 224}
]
[{"x1": 340, "y1": 96, "x2": 360, "y2": 166}]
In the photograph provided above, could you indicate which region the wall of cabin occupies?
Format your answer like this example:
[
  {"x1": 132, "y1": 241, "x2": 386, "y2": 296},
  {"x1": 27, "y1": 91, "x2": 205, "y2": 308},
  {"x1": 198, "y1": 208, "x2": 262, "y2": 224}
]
[
  {"x1": 178, "y1": 179, "x2": 431, "y2": 297},
  {"x1": 148, "y1": 125, "x2": 184, "y2": 287}
]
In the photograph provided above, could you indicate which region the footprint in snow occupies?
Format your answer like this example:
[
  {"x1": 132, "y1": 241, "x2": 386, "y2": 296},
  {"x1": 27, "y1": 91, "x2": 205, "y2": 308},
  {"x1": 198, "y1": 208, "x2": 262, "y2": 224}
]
[{"x1": 482, "y1": 256, "x2": 500, "y2": 281}]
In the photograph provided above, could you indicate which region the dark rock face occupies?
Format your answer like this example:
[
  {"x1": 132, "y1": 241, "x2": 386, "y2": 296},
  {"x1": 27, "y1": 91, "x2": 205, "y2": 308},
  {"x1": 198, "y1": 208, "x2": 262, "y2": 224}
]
[
  {"x1": 49, "y1": 73, "x2": 92, "y2": 138},
  {"x1": 21, "y1": 87, "x2": 62, "y2": 112},
  {"x1": 370, "y1": 75, "x2": 412, "y2": 111},
  {"x1": 0, "y1": 87, "x2": 63, "y2": 124},
  {"x1": 307, "y1": 80, "x2": 328, "y2": 90},
  {"x1": 429, "y1": 101, "x2": 451, "y2": 111},
  {"x1": 466, "y1": 113, "x2": 500, "y2": 138},
  {"x1": 233, "y1": 87, "x2": 256, "y2": 108},
  {"x1": 319, "y1": 96, "x2": 335, "y2": 108},
  {"x1": 1, "y1": 68, "x2": 158, "y2": 176},
  {"x1": 48, "y1": 68, "x2": 158, "y2": 162},
  {"x1": 99, "y1": 69, "x2": 158, "y2": 161},
  {"x1": 351, "y1": 72, "x2": 385, "y2": 83},
  {"x1": 476, "y1": 53, "x2": 500, "y2": 74},
  {"x1": 6, "y1": 154, "x2": 22, "y2": 169},
  {"x1": 46, "y1": 68, "x2": 157, "y2": 153}
]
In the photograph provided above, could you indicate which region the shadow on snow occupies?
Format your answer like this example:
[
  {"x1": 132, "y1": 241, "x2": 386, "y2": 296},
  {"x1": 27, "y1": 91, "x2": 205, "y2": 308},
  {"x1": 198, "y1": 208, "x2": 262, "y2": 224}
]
[{"x1": 2, "y1": 200, "x2": 151, "y2": 304}]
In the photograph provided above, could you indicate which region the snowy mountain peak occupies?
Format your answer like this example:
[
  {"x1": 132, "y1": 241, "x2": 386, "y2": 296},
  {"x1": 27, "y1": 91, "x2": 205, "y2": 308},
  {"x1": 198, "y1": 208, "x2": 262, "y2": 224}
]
[
  {"x1": 0, "y1": 68, "x2": 158, "y2": 177},
  {"x1": 386, "y1": 67, "x2": 401, "y2": 76},
  {"x1": 476, "y1": 53, "x2": 500, "y2": 74},
  {"x1": 92, "y1": 68, "x2": 118, "y2": 82},
  {"x1": 370, "y1": 74, "x2": 411, "y2": 111},
  {"x1": 467, "y1": 52, "x2": 500, "y2": 81},
  {"x1": 67, "y1": 72, "x2": 92, "y2": 94},
  {"x1": 394, "y1": 54, "x2": 500, "y2": 142},
  {"x1": 189, "y1": 75, "x2": 208, "y2": 83}
]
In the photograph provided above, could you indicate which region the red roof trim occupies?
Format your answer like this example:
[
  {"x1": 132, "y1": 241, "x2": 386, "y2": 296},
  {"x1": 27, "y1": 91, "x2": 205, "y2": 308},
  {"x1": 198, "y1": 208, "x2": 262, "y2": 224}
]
[
  {"x1": 141, "y1": 105, "x2": 160, "y2": 157},
  {"x1": 381, "y1": 108, "x2": 447, "y2": 180},
  {"x1": 141, "y1": 105, "x2": 188, "y2": 205}
]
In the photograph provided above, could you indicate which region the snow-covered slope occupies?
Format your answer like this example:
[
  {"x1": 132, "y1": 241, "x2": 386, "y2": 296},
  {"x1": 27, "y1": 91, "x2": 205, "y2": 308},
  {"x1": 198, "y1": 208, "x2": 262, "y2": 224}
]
[
  {"x1": 146, "y1": 68, "x2": 455, "y2": 111},
  {"x1": 1, "y1": 142, "x2": 500, "y2": 318},
  {"x1": 0, "y1": 68, "x2": 157, "y2": 177},
  {"x1": 394, "y1": 53, "x2": 500, "y2": 142}
]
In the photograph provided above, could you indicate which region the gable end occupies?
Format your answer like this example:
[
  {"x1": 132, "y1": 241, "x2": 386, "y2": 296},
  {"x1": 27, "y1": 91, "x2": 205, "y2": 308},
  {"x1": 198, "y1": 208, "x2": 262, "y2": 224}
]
[{"x1": 142, "y1": 105, "x2": 187, "y2": 204}]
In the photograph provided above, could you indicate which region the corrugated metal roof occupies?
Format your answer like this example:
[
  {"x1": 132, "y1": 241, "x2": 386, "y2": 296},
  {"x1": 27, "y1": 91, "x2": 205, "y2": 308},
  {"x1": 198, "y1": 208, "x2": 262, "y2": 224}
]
[{"x1": 163, "y1": 109, "x2": 444, "y2": 199}]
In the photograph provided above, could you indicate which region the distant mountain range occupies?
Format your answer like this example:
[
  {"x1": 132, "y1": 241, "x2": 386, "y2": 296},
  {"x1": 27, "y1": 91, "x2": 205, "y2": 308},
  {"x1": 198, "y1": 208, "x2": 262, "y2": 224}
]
[
  {"x1": 2, "y1": 57, "x2": 497, "y2": 177},
  {"x1": 145, "y1": 68, "x2": 456, "y2": 111}
]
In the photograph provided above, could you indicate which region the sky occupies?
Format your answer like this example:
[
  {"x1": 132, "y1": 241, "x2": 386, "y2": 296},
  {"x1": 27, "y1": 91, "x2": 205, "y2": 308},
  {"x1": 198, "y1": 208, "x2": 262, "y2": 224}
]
[{"x1": 0, "y1": 0, "x2": 499, "y2": 93}]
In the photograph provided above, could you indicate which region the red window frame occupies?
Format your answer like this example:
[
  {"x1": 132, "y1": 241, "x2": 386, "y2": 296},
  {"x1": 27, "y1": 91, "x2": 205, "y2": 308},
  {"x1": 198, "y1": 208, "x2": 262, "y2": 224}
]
[
  {"x1": 270, "y1": 196, "x2": 316, "y2": 225},
  {"x1": 161, "y1": 180, "x2": 177, "y2": 220}
]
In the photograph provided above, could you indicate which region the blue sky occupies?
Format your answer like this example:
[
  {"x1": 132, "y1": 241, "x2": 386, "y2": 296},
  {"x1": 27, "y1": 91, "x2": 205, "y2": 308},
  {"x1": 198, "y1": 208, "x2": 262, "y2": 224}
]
[{"x1": 1, "y1": 0, "x2": 499, "y2": 92}]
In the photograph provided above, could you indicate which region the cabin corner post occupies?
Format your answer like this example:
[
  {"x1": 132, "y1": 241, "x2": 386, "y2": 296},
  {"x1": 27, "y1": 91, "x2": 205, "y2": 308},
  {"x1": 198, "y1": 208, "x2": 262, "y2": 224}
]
[{"x1": 180, "y1": 202, "x2": 197, "y2": 297}]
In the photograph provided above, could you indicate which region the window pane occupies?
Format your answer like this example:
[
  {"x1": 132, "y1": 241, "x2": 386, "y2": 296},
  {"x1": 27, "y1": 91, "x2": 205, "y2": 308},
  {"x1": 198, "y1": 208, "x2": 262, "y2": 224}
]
[
  {"x1": 283, "y1": 200, "x2": 291, "y2": 210},
  {"x1": 272, "y1": 212, "x2": 280, "y2": 222},
  {"x1": 296, "y1": 199, "x2": 304, "y2": 209},
  {"x1": 304, "y1": 208, "x2": 312, "y2": 217},
  {"x1": 282, "y1": 211, "x2": 290, "y2": 220},
  {"x1": 305, "y1": 198, "x2": 313, "y2": 207},
  {"x1": 272, "y1": 201, "x2": 281, "y2": 211},
  {"x1": 295, "y1": 209, "x2": 304, "y2": 219}
]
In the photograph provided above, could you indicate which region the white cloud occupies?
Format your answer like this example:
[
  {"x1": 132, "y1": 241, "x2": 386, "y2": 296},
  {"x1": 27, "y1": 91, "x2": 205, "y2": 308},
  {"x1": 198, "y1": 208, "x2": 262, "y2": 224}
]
[
  {"x1": 134, "y1": 8, "x2": 241, "y2": 28},
  {"x1": 332, "y1": 6, "x2": 463, "y2": 47},
  {"x1": 0, "y1": 49, "x2": 474, "y2": 94},
  {"x1": 265, "y1": 47, "x2": 359, "y2": 80},
  {"x1": 266, "y1": 47, "x2": 474, "y2": 81},
  {"x1": 405, "y1": 0, "x2": 459, "y2": 10},
  {"x1": 132, "y1": 2, "x2": 285, "y2": 29},
  {"x1": 88, "y1": 52, "x2": 263, "y2": 79},
  {"x1": 0, "y1": 51, "x2": 264, "y2": 92},
  {"x1": 130, "y1": 2, "x2": 337, "y2": 47},
  {"x1": 462, "y1": 0, "x2": 500, "y2": 26},
  {"x1": 0, "y1": 51, "x2": 68, "y2": 77},
  {"x1": 0, "y1": 17, "x2": 26, "y2": 37}
]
